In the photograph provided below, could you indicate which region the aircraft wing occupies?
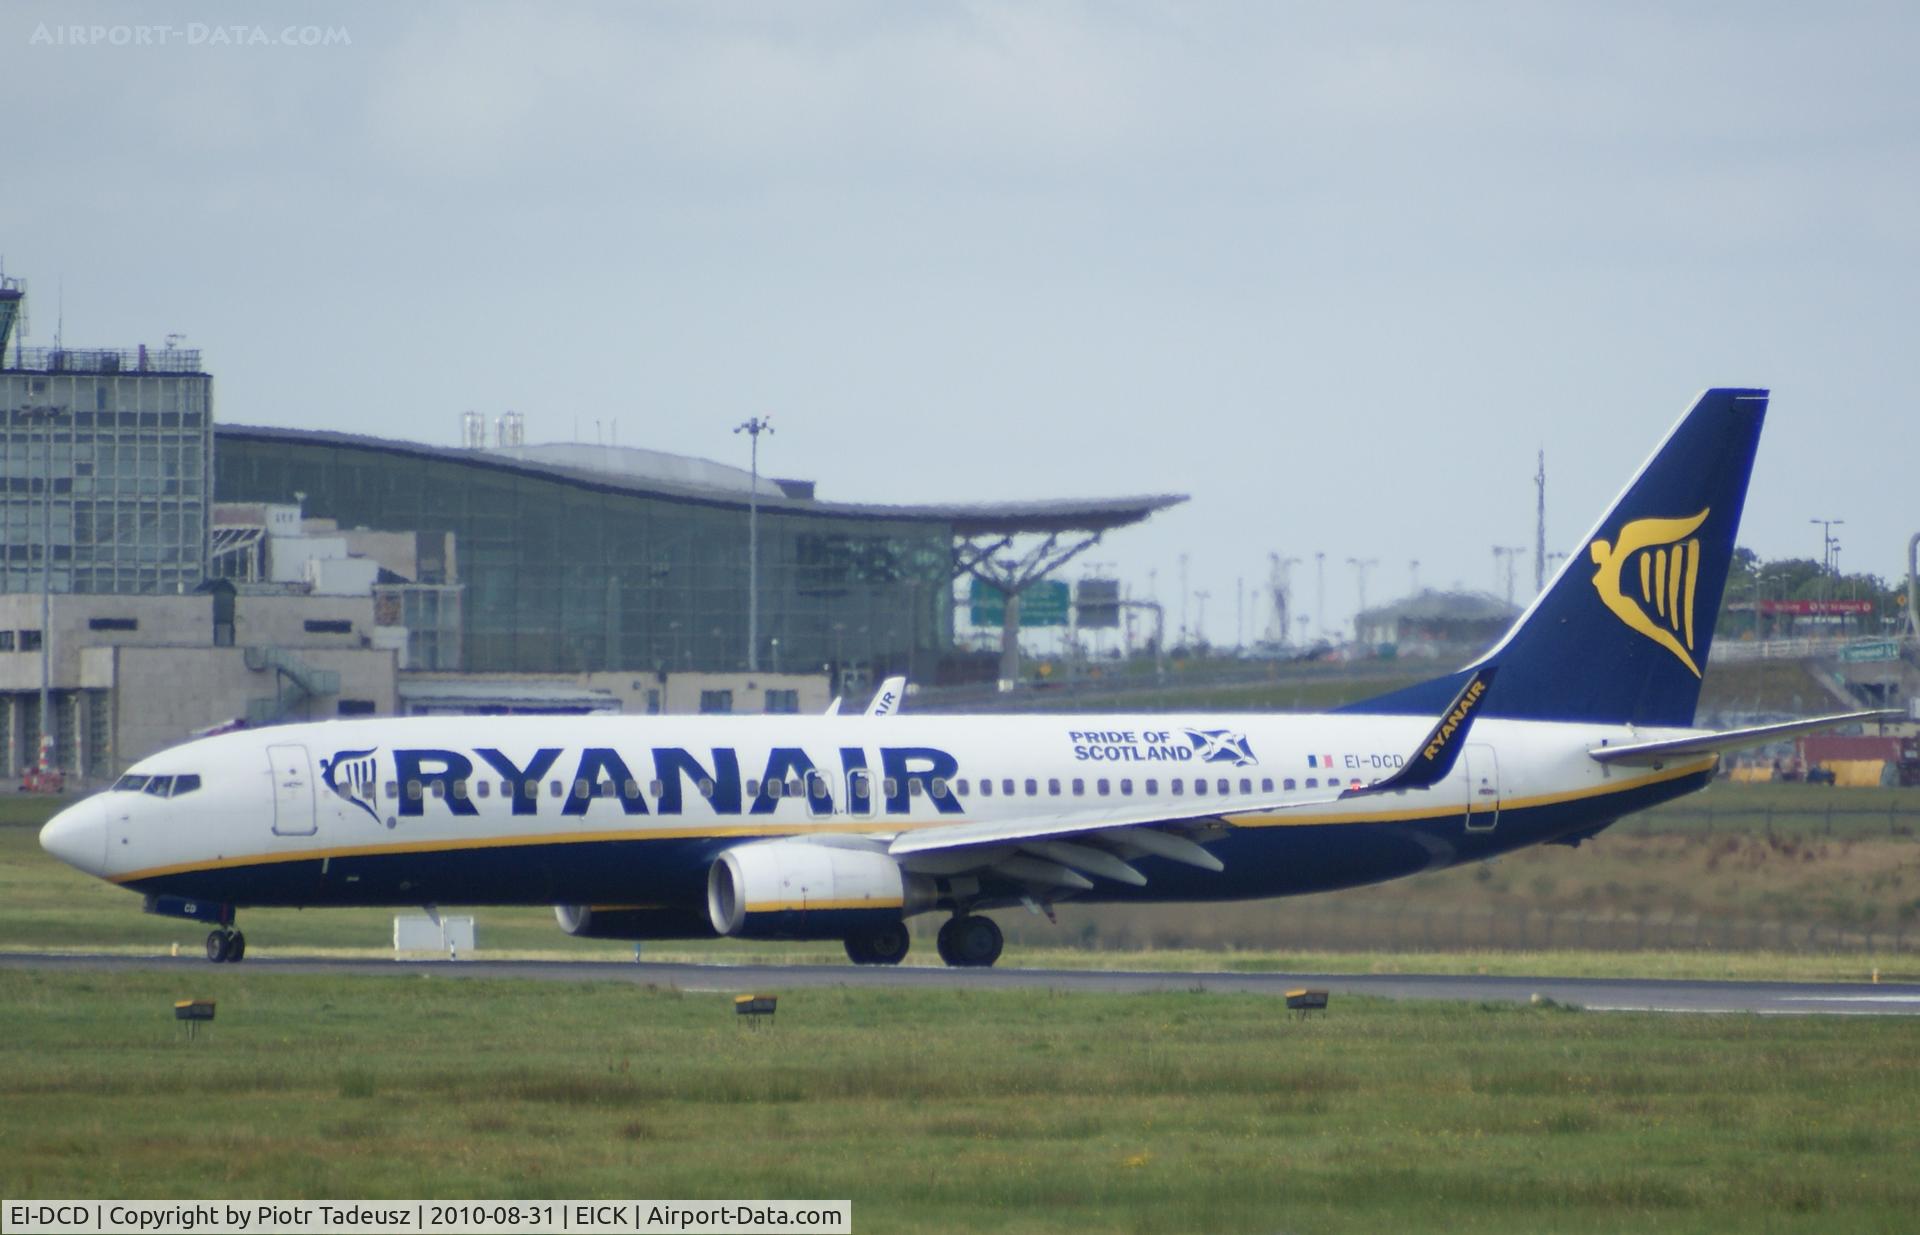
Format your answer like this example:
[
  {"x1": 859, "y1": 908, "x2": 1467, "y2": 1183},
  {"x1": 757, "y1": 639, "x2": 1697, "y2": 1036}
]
[
  {"x1": 1587, "y1": 709, "x2": 1902, "y2": 766},
  {"x1": 885, "y1": 668, "x2": 1499, "y2": 891},
  {"x1": 886, "y1": 790, "x2": 1343, "y2": 861}
]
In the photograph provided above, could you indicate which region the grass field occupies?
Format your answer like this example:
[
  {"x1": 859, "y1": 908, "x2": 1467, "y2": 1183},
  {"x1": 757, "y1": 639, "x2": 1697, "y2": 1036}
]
[{"x1": 3, "y1": 967, "x2": 1918, "y2": 1232}]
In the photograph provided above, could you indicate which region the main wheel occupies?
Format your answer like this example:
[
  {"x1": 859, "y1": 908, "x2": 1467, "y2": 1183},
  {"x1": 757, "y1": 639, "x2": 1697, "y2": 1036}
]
[
  {"x1": 226, "y1": 931, "x2": 246, "y2": 963},
  {"x1": 205, "y1": 930, "x2": 228, "y2": 963},
  {"x1": 943, "y1": 914, "x2": 1003, "y2": 968},
  {"x1": 935, "y1": 917, "x2": 961, "y2": 966},
  {"x1": 844, "y1": 922, "x2": 910, "y2": 966}
]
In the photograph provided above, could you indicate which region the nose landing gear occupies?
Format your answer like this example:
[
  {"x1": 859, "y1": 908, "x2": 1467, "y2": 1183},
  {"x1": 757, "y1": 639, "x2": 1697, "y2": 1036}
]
[{"x1": 205, "y1": 929, "x2": 246, "y2": 963}]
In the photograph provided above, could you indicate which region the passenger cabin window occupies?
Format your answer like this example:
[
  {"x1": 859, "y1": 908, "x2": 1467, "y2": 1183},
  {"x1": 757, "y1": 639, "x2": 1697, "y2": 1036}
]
[
  {"x1": 1002, "y1": 779, "x2": 1015, "y2": 796},
  {"x1": 1024, "y1": 779, "x2": 1038, "y2": 796},
  {"x1": 1048, "y1": 778, "x2": 1061, "y2": 796},
  {"x1": 1193, "y1": 780, "x2": 1207, "y2": 796},
  {"x1": 475, "y1": 781, "x2": 490, "y2": 798},
  {"x1": 1284, "y1": 778, "x2": 1297, "y2": 790},
  {"x1": 1096, "y1": 778, "x2": 1110, "y2": 796},
  {"x1": 977, "y1": 779, "x2": 991, "y2": 797},
  {"x1": 1171, "y1": 779, "x2": 1184, "y2": 796},
  {"x1": 1145, "y1": 778, "x2": 1158, "y2": 794},
  {"x1": 1261, "y1": 778, "x2": 1274, "y2": 793},
  {"x1": 1071, "y1": 779, "x2": 1085, "y2": 796},
  {"x1": 1120, "y1": 778, "x2": 1133, "y2": 796}
]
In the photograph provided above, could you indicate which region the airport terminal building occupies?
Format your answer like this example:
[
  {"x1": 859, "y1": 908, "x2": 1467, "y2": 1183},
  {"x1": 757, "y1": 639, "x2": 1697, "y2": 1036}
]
[
  {"x1": 0, "y1": 278, "x2": 1178, "y2": 777},
  {"x1": 213, "y1": 425, "x2": 1175, "y2": 684}
]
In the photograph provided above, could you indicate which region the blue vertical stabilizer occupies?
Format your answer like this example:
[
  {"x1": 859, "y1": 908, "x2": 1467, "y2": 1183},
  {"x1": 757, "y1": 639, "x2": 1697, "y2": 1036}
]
[{"x1": 1344, "y1": 388, "x2": 1768, "y2": 727}]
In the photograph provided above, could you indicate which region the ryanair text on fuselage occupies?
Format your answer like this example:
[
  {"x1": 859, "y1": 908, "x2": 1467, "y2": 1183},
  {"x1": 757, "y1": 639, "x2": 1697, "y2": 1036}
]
[{"x1": 322, "y1": 744, "x2": 967, "y2": 823}]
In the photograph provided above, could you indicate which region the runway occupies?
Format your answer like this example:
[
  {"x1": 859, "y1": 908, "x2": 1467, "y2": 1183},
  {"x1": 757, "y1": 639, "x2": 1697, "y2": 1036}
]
[{"x1": 5, "y1": 952, "x2": 1918, "y2": 1015}]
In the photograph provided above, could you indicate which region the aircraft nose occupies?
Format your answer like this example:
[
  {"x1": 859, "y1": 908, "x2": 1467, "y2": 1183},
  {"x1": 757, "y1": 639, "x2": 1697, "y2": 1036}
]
[{"x1": 40, "y1": 797, "x2": 107, "y2": 877}]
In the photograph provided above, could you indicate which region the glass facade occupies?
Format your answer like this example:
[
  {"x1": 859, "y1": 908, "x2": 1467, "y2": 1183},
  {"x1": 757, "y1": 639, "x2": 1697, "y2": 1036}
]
[
  {"x1": 0, "y1": 366, "x2": 213, "y2": 595},
  {"x1": 214, "y1": 429, "x2": 956, "y2": 675}
]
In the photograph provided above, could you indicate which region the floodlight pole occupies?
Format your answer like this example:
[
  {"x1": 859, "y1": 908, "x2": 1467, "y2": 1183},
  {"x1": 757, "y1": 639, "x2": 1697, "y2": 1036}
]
[
  {"x1": 735, "y1": 416, "x2": 773, "y2": 672},
  {"x1": 21, "y1": 405, "x2": 66, "y2": 773}
]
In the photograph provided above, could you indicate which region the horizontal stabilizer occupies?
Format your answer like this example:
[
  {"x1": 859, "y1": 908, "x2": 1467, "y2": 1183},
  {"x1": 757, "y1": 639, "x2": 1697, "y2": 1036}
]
[{"x1": 1588, "y1": 710, "x2": 1903, "y2": 766}]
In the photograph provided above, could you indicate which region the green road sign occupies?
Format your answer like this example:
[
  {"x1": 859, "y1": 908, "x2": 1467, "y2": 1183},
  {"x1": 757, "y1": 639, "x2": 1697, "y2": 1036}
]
[{"x1": 970, "y1": 578, "x2": 1070, "y2": 627}]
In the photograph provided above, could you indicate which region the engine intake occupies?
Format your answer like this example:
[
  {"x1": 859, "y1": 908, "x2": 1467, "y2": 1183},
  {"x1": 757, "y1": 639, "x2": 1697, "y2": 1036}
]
[{"x1": 707, "y1": 841, "x2": 933, "y2": 940}]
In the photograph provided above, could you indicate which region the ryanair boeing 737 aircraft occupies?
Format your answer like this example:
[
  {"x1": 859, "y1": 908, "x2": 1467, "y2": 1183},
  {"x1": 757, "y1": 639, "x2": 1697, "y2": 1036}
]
[{"x1": 39, "y1": 389, "x2": 1892, "y2": 965}]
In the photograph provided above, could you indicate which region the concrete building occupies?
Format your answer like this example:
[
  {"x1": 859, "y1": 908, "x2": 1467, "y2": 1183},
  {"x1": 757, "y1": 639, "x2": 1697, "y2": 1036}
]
[
  {"x1": 1354, "y1": 590, "x2": 1521, "y2": 659},
  {"x1": 1, "y1": 314, "x2": 213, "y2": 597},
  {"x1": 0, "y1": 589, "x2": 394, "y2": 780}
]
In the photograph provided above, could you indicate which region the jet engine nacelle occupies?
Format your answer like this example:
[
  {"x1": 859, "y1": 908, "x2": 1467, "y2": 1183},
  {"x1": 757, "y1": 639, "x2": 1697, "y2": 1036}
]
[
  {"x1": 707, "y1": 840, "x2": 934, "y2": 940},
  {"x1": 553, "y1": 903, "x2": 720, "y2": 941}
]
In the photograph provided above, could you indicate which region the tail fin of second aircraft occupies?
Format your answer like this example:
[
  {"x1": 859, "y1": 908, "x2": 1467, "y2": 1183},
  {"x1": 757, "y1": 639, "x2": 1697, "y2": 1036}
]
[{"x1": 1346, "y1": 387, "x2": 1769, "y2": 728}]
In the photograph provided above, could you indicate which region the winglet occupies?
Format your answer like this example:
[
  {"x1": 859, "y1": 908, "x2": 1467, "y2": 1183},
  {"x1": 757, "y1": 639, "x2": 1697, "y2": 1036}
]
[{"x1": 1341, "y1": 666, "x2": 1496, "y2": 799}]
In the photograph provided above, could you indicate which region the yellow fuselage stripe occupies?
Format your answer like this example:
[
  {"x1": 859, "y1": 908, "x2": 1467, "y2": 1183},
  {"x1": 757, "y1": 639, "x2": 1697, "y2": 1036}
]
[{"x1": 745, "y1": 898, "x2": 904, "y2": 913}]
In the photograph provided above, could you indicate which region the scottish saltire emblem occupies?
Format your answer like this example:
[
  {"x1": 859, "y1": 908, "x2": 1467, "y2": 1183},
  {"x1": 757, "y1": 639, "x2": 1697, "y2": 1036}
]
[
  {"x1": 1587, "y1": 509, "x2": 1710, "y2": 677},
  {"x1": 1184, "y1": 728, "x2": 1258, "y2": 766},
  {"x1": 320, "y1": 748, "x2": 382, "y2": 823}
]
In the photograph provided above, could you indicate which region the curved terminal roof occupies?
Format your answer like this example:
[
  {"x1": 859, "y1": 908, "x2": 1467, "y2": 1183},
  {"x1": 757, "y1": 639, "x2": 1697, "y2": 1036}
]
[{"x1": 217, "y1": 424, "x2": 1186, "y2": 535}]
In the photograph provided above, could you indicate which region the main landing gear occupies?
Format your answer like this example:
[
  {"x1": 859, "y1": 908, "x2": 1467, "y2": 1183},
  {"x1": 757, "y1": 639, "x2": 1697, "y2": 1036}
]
[
  {"x1": 843, "y1": 921, "x2": 911, "y2": 966},
  {"x1": 205, "y1": 928, "x2": 246, "y2": 963},
  {"x1": 935, "y1": 914, "x2": 1003, "y2": 968}
]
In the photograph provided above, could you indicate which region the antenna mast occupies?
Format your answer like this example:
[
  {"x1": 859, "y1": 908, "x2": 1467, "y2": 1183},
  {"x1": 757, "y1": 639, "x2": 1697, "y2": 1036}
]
[{"x1": 1533, "y1": 448, "x2": 1546, "y2": 594}]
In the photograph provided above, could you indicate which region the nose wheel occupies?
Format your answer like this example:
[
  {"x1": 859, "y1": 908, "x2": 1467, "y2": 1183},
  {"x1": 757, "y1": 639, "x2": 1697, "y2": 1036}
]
[
  {"x1": 935, "y1": 914, "x2": 1003, "y2": 968},
  {"x1": 205, "y1": 929, "x2": 246, "y2": 963}
]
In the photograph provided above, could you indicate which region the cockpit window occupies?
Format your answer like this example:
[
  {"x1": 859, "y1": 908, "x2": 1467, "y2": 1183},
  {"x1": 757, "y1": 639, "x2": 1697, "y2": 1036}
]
[{"x1": 114, "y1": 772, "x2": 201, "y2": 797}]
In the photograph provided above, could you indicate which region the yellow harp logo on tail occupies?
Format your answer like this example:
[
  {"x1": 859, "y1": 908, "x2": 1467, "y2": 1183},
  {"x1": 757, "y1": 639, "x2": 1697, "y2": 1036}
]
[{"x1": 1588, "y1": 508, "x2": 1710, "y2": 678}]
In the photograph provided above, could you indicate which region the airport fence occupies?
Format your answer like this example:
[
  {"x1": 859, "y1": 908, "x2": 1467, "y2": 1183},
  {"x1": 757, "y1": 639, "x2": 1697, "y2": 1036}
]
[
  {"x1": 1016, "y1": 899, "x2": 1920, "y2": 957},
  {"x1": 1625, "y1": 795, "x2": 1920, "y2": 839}
]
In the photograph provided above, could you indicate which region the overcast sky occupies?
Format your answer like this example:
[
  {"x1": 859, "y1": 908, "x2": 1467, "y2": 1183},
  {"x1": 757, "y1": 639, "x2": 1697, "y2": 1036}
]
[{"x1": 4, "y1": 2, "x2": 1915, "y2": 647}]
